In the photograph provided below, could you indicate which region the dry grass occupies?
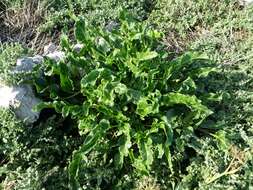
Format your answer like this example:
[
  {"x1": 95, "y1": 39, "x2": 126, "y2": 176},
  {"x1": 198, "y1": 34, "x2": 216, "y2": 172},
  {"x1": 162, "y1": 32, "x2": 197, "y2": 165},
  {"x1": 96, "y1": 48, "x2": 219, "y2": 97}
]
[
  {"x1": 135, "y1": 176, "x2": 161, "y2": 190},
  {"x1": 0, "y1": 0, "x2": 58, "y2": 53},
  {"x1": 2, "y1": 180, "x2": 16, "y2": 190},
  {"x1": 205, "y1": 145, "x2": 249, "y2": 184}
]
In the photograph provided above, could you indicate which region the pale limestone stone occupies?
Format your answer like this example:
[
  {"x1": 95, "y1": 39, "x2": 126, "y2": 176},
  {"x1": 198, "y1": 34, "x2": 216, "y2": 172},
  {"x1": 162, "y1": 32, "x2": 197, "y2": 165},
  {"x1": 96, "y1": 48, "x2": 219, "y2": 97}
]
[
  {"x1": 46, "y1": 51, "x2": 65, "y2": 62},
  {"x1": 14, "y1": 55, "x2": 43, "y2": 73},
  {"x1": 44, "y1": 43, "x2": 57, "y2": 55},
  {"x1": 73, "y1": 43, "x2": 84, "y2": 53},
  {"x1": 0, "y1": 84, "x2": 41, "y2": 124}
]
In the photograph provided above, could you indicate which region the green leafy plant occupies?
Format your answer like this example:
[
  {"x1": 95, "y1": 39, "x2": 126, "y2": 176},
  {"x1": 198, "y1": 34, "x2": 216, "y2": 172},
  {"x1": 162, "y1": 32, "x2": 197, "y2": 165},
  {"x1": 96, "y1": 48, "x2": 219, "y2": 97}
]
[{"x1": 32, "y1": 12, "x2": 216, "y2": 188}]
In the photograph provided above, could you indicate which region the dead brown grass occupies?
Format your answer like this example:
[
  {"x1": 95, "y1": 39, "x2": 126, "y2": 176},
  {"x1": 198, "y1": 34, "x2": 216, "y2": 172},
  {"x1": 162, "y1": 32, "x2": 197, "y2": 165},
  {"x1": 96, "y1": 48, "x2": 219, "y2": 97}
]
[
  {"x1": 0, "y1": 0, "x2": 58, "y2": 53},
  {"x1": 135, "y1": 176, "x2": 161, "y2": 190}
]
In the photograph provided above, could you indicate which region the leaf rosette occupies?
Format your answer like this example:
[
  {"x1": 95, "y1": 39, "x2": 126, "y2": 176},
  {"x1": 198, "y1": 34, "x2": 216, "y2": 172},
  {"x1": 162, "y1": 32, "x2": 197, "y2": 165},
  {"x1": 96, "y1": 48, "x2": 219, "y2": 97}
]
[{"x1": 32, "y1": 12, "x2": 216, "y2": 188}]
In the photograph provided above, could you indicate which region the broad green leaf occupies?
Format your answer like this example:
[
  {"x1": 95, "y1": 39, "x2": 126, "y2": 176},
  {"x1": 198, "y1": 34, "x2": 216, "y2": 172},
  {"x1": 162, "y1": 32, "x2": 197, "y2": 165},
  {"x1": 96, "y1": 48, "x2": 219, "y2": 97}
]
[
  {"x1": 78, "y1": 115, "x2": 96, "y2": 134},
  {"x1": 158, "y1": 115, "x2": 174, "y2": 172},
  {"x1": 131, "y1": 33, "x2": 142, "y2": 41},
  {"x1": 75, "y1": 17, "x2": 87, "y2": 42},
  {"x1": 201, "y1": 93, "x2": 223, "y2": 102},
  {"x1": 100, "y1": 68, "x2": 114, "y2": 81},
  {"x1": 62, "y1": 105, "x2": 82, "y2": 118},
  {"x1": 179, "y1": 77, "x2": 196, "y2": 93},
  {"x1": 157, "y1": 144, "x2": 164, "y2": 159},
  {"x1": 211, "y1": 130, "x2": 229, "y2": 151},
  {"x1": 162, "y1": 93, "x2": 212, "y2": 117},
  {"x1": 82, "y1": 101, "x2": 91, "y2": 117},
  {"x1": 126, "y1": 89, "x2": 142, "y2": 102},
  {"x1": 147, "y1": 29, "x2": 162, "y2": 39},
  {"x1": 96, "y1": 37, "x2": 111, "y2": 53},
  {"x1": 96, "y1": 81, "x2": 115, "y2": 106},
  {"x1": 80, "y1": 129, "x2": 103, "y2": 154},
  {"x1": 125, "y1": 59, "x2": 141, "y2": 76},
  {"x1": 68, "y1": 151, "x2": 82, "y2": 190},
  {"x1": 33, "y1": 102, "x2": 54, "y2": 112},
  {"x1": 164, "y1": 143, "x2": 173, "y2": 173},
  {"x1": 132, "y1": 157, "x2": 149, "y2": 174},
  {"x1": 191, "y1": 67, "x2": 217, "y2": 78},
  {"x1": 34, "y1": 101, "x2": 66, "y2": 113},
  {"x1": 138, "y1": 137, "x2": 154, "y2": 171},
  {"x1": 60, "y1": 34, "x2": 71, "y2": 51},
  {"x1": 136, "y1": 51, "x2": 158, "y2": 61},
  {"x1": 190, "y1": 52, "x2": 209, "y2": 61},
  {"x1": 136, "y1": 92, "x2": 160, "y2": 118},
  {"x1": 81, "y1": 69, "x2": 100, "y2": 88},
  {"x1": 59, "y1": 62, "x2": 74, "y2": 92},
  {"x1": 114, "y1": 123, "x2": 131, "y2": 169},
  {"x1": 80, "y1": 119, "x2": 110, "y2": 154},
  {"x1": 164, "y1": 54, "x2": 193, "y2": 80}
]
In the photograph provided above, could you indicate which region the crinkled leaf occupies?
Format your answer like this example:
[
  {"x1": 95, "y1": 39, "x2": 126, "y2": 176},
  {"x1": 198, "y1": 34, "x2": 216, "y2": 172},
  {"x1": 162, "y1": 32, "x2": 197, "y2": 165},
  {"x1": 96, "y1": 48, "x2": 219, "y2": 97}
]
[
  {"x1": 179, "y1": 77, "x2": 196, "y2": 93},
  {"x1": 60, "y1": 34, "x2": 71, "y2": 51},
  {"x1": 96, "y1": 37, "x2": 111, "y2": 53},
  {"x1": 114, "y1": 123, "x2": 131, "y2": 169},
  {"x1": 59, "y1": 62, "x2": 74, "y2": 92},
  {"x1": 137, "y1": 137, "x2": 154, "y2": 172},
  {"x1": 81, "y1": 70, "x2": 100, "y2": 88},
  {"x1": 80, "y1": 119, "x2": 110, "y2": 154},
  {"x1": 68, "y1": 151, "x2": 82, "y2": 190},
  {"x1": 162, "y1": 93, "x2": 213, "y2": 124}
]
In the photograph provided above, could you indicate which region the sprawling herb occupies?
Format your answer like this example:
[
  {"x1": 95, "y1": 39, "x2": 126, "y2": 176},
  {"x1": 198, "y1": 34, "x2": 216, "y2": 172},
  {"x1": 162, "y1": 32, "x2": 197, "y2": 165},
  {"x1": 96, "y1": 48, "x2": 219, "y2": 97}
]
[{"x1": 32, "y1": 12, "x2": 216, "y2": 188}]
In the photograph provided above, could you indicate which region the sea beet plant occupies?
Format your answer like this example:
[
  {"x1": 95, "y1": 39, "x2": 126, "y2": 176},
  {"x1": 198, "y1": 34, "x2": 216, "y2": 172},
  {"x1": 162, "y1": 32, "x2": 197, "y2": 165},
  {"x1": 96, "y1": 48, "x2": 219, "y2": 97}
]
[{"x1": 32, "y1": 12, "x2": 216, "y2": 188}]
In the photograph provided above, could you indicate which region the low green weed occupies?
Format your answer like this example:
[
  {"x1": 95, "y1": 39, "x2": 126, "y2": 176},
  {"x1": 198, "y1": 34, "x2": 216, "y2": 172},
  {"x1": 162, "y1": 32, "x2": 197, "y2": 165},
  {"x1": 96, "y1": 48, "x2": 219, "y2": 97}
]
[
  {"x1": 0, "y1": 43, "x2": 28, "y2": 85},
  {"x1": 147, "y1": 1, "x2": 253, "y2": 188},
  {"x1": 32, "y1": 12, "x2": 217, "y2": 188},
  {"x1": 40, "y1": 0, "x2": 156, "y2": 33}
]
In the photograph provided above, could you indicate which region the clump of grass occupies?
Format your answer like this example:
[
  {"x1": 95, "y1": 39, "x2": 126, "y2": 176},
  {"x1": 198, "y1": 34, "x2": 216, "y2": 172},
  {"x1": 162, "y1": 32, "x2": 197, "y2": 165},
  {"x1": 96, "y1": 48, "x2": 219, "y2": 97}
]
[
  {"x1": 0, "y1": 43, "x2": 29, "y2": 85},
  {"x1": 148, "y1": 0, "x2": 242, "y2": 51},
  {"x1": 0, "y1": 0, "x2": 52, "y2": 53}
]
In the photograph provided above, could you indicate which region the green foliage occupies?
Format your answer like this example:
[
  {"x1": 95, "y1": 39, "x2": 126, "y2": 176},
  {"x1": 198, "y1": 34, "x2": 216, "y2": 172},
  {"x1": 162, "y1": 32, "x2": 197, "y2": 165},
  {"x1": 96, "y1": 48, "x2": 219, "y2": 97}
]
[
  {"x1": 0, "y1": 43, "x2": 28, "y2": 85},
  {"x1": 32, "y1": 13, "x2": 216, "y2": 188},
  {"x1": 40, "y1": 0, "x2": 156, "y2": 33},
  {"x1": 148, "y1": 0, "x2": 236, "y2": 35},
  {"x1": 2, "y1": 1, "x2": 253, "y2": 189},
  {"x1": 0, "y1": 109, "x2": 83, "y2": 189},
  {"x1": 147, "y1": 1, "x2": 253, "y2": 189}
]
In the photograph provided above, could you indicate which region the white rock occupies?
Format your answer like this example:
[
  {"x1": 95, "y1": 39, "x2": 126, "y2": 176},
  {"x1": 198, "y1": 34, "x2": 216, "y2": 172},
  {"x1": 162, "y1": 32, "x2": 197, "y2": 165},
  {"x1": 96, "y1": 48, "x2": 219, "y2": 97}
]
[
  {"x1": 73, "y1": 43, "x2": 84, "y2": 53},
  {"x1": 105, "y1": 21, "x2": 119, "y2": 31},
  {"x1": 0, "y1": 44, "x2": 67, "y2": 124},
  {"x1": 245, "y1": 0, "x2": 253, "y2": 4},
  {"x1": 44, "y1": 43, "x2": 58, "y2": 55},
  {"x1": 240, "y1": 0, "x2": 253, "y2": 5},
  {"x1": 46, "y1": 51, "x2": 65, "y2": 62},
  {"x1": 0, "y1": 84, "x2": 41, "y2": 124},
  {"x1": 0, "y1": 85, "x2": 19, "y2": 108},
  {"x1": 32, "y1": 55, "x2": 44, "y2": 64},
  {"x1": 14, "y1": 55, "x2": 43, "y2": 73}
]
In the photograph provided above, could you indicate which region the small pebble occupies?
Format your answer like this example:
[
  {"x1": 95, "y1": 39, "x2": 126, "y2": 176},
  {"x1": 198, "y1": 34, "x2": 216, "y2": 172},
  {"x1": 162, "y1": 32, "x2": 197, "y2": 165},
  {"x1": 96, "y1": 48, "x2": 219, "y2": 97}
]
[
  {"x1": 44, "y1": 43, "x2": 58, "y2": 55},
  {"x1": 46, "y1": 51, "x2": 65, "y2": 62}
]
